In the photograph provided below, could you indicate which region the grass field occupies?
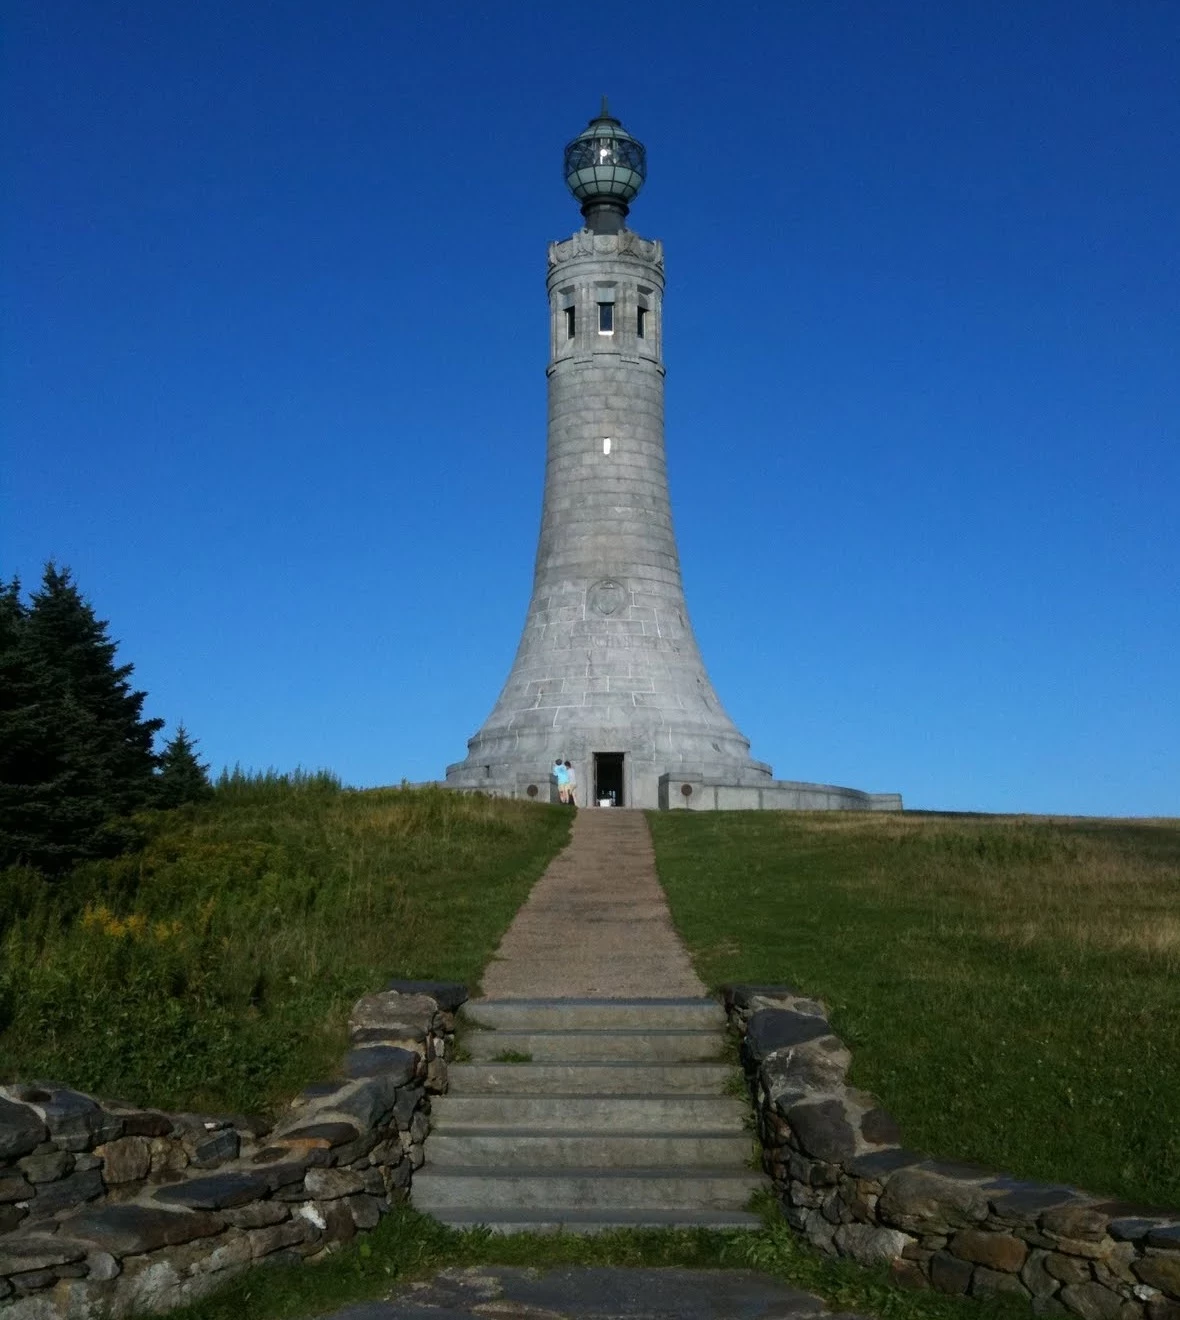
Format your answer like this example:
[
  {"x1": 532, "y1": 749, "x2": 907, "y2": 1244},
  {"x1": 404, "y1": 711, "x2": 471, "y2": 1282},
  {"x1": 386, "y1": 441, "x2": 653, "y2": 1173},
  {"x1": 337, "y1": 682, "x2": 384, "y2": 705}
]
[
  {"x1": 648, "y1": 810, "x2": 1180, "y2": 1210},
  {"x1": 0, "y1": 776, "x2": 570, "y2": 1115},
  {"x1": 5, "y1": 797, "x2": 1177, "y2": 1318}
]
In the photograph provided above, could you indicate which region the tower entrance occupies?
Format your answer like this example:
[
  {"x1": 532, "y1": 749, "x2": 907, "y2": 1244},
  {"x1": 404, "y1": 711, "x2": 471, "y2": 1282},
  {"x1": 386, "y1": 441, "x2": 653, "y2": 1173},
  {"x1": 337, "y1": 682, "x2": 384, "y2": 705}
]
[{"x1": 594, "y1": 752, "x2": 625, "y2": 807}]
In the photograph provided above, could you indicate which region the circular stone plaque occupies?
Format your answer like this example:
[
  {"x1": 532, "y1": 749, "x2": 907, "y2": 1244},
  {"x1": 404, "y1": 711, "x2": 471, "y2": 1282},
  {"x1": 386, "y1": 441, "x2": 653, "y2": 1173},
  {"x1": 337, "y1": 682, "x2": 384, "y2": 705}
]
[{"x1": 588, "y1": 579, "x2": 627, "y2": 617}]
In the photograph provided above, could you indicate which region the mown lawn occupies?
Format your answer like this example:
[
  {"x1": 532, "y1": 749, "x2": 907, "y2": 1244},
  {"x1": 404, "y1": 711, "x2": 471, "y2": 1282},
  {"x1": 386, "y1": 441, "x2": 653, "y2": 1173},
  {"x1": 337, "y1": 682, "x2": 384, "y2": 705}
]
[
  {"x1": 0, "y1": 776, "x2": 570, "y2": 1115},
  {"x1": 648, "y1": 811, "x2": 1180, "y2": 1209}
]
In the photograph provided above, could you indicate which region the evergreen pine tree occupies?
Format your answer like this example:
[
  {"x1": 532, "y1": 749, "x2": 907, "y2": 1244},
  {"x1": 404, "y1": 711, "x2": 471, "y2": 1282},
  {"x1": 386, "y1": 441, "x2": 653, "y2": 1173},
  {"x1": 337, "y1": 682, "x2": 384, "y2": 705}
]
[
  {"x1": 0, "y1": 565, "x2": 164, "y2": 871},
  {"x1": 0, "y1": 577, "x2": 52, "y2": 866},
  {"x1": 155, "y1": 724, "x2": 213, "y2": 808},
  {"x1": 0, "y1": 576, "x2": 82, "y2": 868}
]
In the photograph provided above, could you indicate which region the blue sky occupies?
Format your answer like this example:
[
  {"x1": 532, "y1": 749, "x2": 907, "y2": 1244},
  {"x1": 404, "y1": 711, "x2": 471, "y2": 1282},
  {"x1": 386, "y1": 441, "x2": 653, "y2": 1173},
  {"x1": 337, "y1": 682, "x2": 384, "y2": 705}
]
[{"x1": 4, "y1": 1, "x2": 1177, "y2": 815}]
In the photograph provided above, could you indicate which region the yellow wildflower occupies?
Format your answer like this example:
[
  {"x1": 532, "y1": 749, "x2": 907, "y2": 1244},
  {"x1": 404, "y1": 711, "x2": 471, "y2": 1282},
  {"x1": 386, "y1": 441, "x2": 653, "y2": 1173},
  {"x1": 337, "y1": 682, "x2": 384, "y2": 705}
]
[{"x1": 81, "y1": 903, "x2": 113, "y2": 931}]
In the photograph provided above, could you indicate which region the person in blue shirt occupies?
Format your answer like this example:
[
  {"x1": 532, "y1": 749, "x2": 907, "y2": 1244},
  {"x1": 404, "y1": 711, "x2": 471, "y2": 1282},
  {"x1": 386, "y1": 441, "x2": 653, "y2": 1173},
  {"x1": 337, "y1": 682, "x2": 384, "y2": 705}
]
[{"x1": 553, "y1": 758, "x2": 569, "y2": 803}]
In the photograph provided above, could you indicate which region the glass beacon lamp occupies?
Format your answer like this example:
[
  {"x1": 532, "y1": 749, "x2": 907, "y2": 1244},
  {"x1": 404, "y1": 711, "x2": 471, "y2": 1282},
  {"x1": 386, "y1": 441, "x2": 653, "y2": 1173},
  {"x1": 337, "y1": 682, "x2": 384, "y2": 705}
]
[{"x1": 563, "y1": 98, "x2": 647, "y2": 234}]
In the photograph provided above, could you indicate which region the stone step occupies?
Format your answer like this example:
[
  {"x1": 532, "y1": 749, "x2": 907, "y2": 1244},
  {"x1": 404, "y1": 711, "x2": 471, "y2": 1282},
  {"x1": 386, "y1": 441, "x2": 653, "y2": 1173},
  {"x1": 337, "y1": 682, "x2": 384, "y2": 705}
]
[
  {"x1": 419, "y1": 989, "x2": 758, "y2": 1236},
  {"x1": 462, "y1": 997, "x2": 726, "y2": 1032},
  {"x1": 411, "y1": 1166, "x2": 765, "y2": 1212},
  {"x1": 431, "y1": 1094, "x2": 748, "y2": 1131},
  {"x1": 424, "y1": 1207, "x2": 765, "y2": 1235},
  {"x1": 426, "y1": 1129, "x2": 752, "y2": 1168},
  {"x1": 447, "y1": 1061, "x2": 734, "y2": 1095},
  {"x1": 463, "y1": 1029, "x2": 727, "y2": 1063}
]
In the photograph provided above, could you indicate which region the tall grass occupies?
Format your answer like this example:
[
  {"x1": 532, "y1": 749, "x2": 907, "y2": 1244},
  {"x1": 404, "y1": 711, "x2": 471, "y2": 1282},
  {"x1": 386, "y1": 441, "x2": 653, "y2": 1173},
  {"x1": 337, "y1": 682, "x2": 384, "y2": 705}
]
[
  {"x1": 213, "y1": 765, "x2": 346, "y2": 799},
  {"x1": 649, "y1": 811, "x2": 1180, "y2": 1208},
  {"x1": 0, "y1": 778, "x2": 570, "y2": 1115}
]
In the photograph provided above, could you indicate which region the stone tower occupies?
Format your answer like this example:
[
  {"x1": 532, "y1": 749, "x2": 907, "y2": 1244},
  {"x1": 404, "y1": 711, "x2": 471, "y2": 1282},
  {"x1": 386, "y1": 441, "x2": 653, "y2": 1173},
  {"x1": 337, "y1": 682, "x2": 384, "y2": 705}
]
[{"x1": 445, "y1": 103, "x2": 773, "y2": 809}]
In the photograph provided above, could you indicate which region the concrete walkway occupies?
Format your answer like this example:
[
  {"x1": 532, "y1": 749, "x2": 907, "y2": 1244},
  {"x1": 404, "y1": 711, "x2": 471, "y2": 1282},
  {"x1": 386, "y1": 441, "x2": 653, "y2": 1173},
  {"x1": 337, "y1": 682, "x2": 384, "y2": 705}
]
[
  {"x1": 321, "y1": 1264, "x2": 870, "y2": 1319},
  {"x1": 480, "y1": 809, "x2": 705, "y2": 999}
]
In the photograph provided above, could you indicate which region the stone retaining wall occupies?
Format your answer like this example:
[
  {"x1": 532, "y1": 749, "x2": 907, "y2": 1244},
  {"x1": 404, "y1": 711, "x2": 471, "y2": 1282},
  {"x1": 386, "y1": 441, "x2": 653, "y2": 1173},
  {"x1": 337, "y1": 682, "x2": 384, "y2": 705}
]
[
  {"x1": 724, "y1": 985, "x2": 1180, "y2": 1320},
  {"x1": 0, "y1": 979, "x2": 467, "y2": 1317}
]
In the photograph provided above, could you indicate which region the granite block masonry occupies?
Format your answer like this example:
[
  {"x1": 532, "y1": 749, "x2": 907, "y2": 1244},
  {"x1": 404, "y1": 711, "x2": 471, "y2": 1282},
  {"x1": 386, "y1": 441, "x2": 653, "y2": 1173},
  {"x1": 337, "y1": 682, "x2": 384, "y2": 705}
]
[{"x1": 444, "y1": 103, "x2": 901, "y2": 812}]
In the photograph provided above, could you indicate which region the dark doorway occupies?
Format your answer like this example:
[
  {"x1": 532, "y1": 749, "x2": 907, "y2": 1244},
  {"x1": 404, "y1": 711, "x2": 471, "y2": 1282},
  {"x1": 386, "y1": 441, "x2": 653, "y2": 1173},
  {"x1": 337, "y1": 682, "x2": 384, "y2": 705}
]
[{"x1": 594, "y1": 752, "x2": 625, "y2": 806}]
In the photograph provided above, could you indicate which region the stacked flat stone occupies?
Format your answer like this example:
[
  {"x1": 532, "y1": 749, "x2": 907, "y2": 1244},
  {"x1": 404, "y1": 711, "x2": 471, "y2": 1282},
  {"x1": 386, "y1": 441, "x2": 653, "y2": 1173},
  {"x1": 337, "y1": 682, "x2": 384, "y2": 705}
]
[
  {"x1": 725, "y1": 985, "x2": 1180, "y2": 1320},
  {"x1": 0, "y1": 980, "x2": 465, "y2": 1317}
]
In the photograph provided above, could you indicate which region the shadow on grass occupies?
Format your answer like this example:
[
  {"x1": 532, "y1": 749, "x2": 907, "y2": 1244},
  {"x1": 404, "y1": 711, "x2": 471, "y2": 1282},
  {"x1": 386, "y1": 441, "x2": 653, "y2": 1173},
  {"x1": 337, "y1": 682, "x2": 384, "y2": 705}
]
[{"x1": 167, "y1": 1199, "x2": 1031, "y2": 1320}]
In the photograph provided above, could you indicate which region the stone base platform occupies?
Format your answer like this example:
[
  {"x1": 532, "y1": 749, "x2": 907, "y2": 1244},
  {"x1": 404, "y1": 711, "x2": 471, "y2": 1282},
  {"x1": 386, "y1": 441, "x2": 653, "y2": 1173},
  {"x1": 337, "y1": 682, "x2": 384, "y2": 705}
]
[
  {"x1": 437, "y1": 768, "x2": 902, "y2": 812},
  {"x1": 657, "y1": 773, "x2": 902, "y2": 812}
]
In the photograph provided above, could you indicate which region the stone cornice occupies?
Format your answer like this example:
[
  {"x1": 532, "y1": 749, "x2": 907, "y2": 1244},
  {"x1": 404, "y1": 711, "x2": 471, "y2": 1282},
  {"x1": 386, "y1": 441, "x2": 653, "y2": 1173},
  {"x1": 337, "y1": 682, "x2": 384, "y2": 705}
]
[{"x1": 547, "y1": 229, "x2": 664, "y2": 272}]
